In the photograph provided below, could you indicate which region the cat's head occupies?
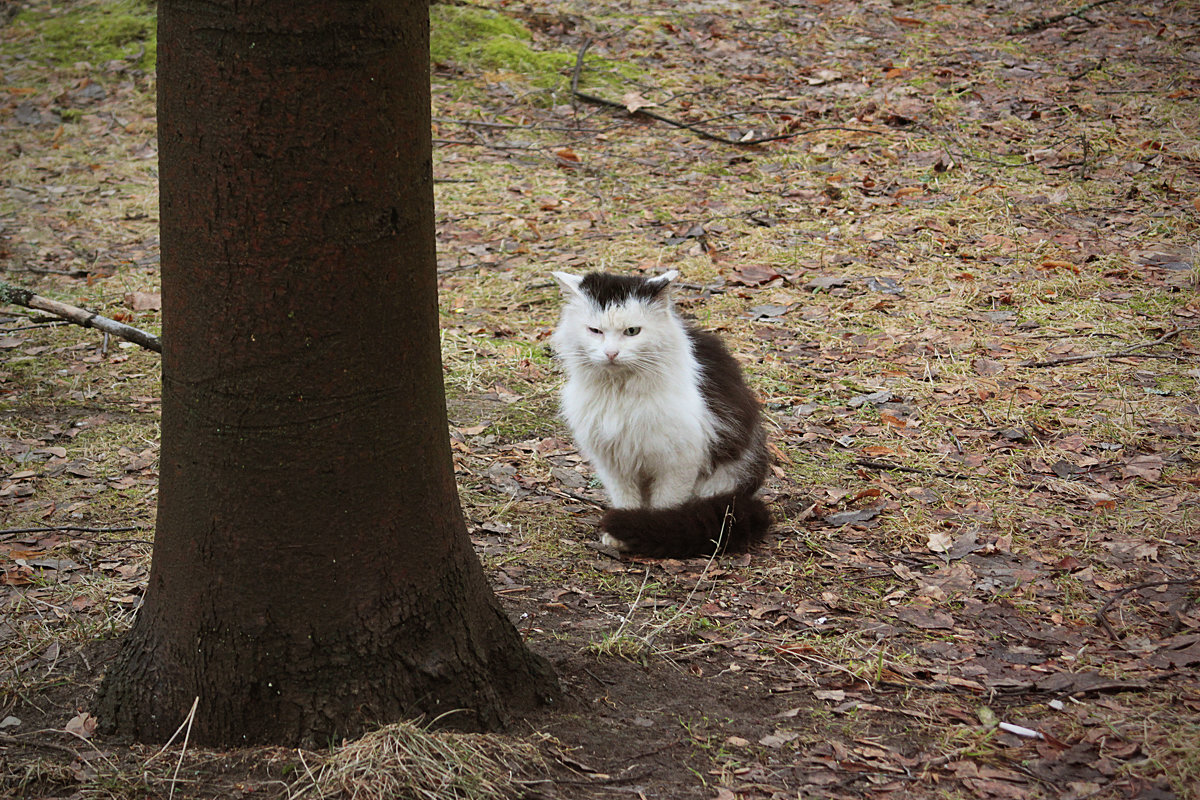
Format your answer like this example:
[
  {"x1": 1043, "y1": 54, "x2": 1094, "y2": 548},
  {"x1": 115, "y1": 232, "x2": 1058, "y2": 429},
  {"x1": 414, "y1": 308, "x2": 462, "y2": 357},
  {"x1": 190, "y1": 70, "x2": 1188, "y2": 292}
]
[{"x1": 551, "y1": 270, "x2": 681, "y2": 371}]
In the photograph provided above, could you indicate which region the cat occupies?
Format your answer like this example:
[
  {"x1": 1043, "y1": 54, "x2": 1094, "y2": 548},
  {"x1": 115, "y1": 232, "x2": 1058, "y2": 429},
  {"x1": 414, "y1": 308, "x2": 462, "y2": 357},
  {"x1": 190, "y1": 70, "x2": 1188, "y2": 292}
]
[{"x1": 550, "y1": 270, "x2": 770, "y2": 558}]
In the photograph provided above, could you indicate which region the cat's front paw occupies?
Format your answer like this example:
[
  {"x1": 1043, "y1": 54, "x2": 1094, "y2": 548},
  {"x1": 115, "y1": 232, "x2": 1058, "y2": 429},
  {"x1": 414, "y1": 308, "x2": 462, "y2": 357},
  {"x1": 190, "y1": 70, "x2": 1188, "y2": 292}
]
[{"x1": 600, "y1": 531, "x2": 628, "y2": 551}]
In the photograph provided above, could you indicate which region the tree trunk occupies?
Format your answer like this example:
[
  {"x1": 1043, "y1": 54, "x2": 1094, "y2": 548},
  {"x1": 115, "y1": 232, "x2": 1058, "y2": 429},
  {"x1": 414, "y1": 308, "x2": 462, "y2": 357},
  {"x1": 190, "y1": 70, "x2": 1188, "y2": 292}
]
[{"x1": 94, "y1": 0, "x2": 557, "y2": 746}]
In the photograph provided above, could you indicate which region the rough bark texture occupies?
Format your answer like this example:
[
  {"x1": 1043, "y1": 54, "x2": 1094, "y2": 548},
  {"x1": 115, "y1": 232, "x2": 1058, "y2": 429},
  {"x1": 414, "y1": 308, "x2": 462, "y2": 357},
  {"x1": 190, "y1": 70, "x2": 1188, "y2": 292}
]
[{"x1": 94, "y1": 0, "x2": 558, "y2": 746}]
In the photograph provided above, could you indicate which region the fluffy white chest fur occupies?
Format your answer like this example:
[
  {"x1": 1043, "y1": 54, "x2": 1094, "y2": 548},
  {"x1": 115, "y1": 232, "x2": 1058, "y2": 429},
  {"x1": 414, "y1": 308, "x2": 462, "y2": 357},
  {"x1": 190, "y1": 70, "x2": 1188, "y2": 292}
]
[{"x1": 559, "y1": 340, "x2": 716, "y2": 510}]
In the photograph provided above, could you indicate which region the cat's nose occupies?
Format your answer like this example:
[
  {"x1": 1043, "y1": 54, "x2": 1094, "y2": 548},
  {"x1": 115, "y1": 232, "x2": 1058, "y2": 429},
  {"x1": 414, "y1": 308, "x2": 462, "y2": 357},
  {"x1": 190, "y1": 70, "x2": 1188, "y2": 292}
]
[{"x1": 605, "y1": 350, "x2": 618, "y2": 362}]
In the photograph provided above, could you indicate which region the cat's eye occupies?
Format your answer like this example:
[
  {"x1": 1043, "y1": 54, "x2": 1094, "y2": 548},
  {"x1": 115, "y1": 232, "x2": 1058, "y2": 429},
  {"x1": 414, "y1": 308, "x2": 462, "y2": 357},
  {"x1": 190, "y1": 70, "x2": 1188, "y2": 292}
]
[
  {"x1": 586, "y1": 326, "x2": 602, "y2": 335},
  {"x1": 623, "y1": 327, "x2": 641, "y2": 336}
]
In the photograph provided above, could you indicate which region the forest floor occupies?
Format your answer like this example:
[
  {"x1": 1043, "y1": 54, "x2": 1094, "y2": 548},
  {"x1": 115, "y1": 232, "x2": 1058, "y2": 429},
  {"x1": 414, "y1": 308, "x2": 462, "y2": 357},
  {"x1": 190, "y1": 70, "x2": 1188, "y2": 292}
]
[{"x1": 2, "y1": 0, "x2": 1199, "y2": 798}]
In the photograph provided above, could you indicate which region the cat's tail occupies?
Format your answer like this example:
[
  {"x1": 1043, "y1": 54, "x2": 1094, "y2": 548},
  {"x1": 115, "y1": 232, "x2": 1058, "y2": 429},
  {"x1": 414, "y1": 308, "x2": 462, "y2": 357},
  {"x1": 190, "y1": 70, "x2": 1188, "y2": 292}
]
[{"x1": 600, "y1": 492, "x2": 771, "y2": 558}]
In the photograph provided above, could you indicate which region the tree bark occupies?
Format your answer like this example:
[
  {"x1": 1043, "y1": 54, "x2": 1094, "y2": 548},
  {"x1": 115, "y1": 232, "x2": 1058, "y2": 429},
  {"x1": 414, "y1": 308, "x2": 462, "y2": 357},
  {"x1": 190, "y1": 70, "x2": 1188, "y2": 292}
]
[{"x1": 94, "y1": 0, "x2": 557, "y2": 746}]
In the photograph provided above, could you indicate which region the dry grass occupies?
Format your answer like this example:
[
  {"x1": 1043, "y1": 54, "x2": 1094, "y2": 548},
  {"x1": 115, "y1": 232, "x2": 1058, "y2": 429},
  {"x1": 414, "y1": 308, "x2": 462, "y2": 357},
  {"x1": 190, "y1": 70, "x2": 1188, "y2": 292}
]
[{"x1": 292, "y1": 720, "x2": 550, "y2": 800}]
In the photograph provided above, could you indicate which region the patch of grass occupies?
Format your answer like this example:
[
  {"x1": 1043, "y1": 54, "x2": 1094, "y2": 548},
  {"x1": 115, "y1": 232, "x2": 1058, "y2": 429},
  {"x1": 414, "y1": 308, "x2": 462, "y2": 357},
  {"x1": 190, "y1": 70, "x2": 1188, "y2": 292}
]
[
  {"x1": 431, "y1": 4, "x2": 639, "y2": 95},
  {"x1": 581, "y1": 564, "x2": 751, "y2": 664},
  {"x1": 296, "y1": 719, "x2": 549, "y2": 800},
  {"x1": 15, "y1": 0, "x2": 156, "y2": 70},
  {"x1": 431, "y1": 5, "x2": 536, "y2": 70},
  {"x1": 430, "y1": 4, "x2": 580, "y2": 90},
  {"x1": 587, "y1": 628, "x2": 653, "y2": 662},
  {"x1": 0, "y1": 759, "x2": 79, "y2": 799}
]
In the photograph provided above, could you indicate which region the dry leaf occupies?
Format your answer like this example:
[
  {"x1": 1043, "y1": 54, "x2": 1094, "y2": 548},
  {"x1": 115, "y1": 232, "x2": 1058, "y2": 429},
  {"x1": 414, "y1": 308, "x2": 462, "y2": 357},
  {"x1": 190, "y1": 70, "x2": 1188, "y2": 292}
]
[
  {"x1": 927, "y1": 530, "x2": 953, "y2": 553},
  {"x1": 728, "y1": 264, "x2": 781, "y2": 286},
  {"x1": 896, "y1": 605, "x2": 955, "y2": 630},
  {"x1": 125, "y1": 291, "x2": 162, "y2": 310},
  {"x1": 1039, "y1": 259, "x2": 1080, "y2": 274},
  {"x1": 973, "y1": 358, "x2": 1005, "y2": 377},
  {"x1": 759, "y1": 730, "x2": 799, "y2": 748},
  {"x1": 824, "y1": 506, "x2": 881, "y2": 527},
  {"x1": 621, "y1": 91, "x2": 655, "y2": 113},
  {"x1": 554, "y1": 148, "x2": 580, "y2": 170},
  {"x1": 805, "y1": 69, "x2": 841, "y2": 85},
  {"x1": 64, "y1": 711, "x2": 97, "y2": 739},
  {"x1": 1122, "y1": 454, "x2": 1163, "y2": 481}
]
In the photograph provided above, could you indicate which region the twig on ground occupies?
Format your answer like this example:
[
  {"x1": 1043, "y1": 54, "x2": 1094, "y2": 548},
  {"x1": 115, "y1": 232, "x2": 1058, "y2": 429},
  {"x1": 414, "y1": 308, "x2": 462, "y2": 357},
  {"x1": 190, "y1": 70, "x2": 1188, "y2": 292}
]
[
  {"x1": 1, "y1": 524, "x2": 142, "y2": 536},
  {"x1": 0, "y1": 280, "x2": 161, "y2": 353},
  {"x1": 851, "y1": 458, "x2": 1036, "y2": 489},
  {"x1": 0, "y1": 732, "x2": 86, "y2": 759},
  {"x1": 145, "y1": 696, "x2": 200, "y2": 766},
  {"x1": 545, "y1": 487, "x2": 606, "y2": 510},
  {"x1": 434, "y1": 116, "x2": 614, "y2": 135},
  {"x1": 852, "y1": 458, "x2": 964, "y2": 479},
  {"x1": 0, "y1": 321, "x2": 68, "y2": 333},
  {"x1": 1009, "y1": 0, "x2": 1124, "y2": 35},
  {"x1": 1095, "y1": 578, "x2": 1199, "y2": 640},
  {"x1": 169, "y1": 697, "x2": 200, "y2": 800},
  {"x1": 612, "y1": 568, "x2": 651, "y2": 644},
  {"x1": 1020, "y1": 327, "x2": 1194, "y2": 367},
  {"x1": 1095, "y1": 84, "x2": 1179, "y2": 95},
  {"x1": 432, "y1": 138, "x2": 542, "y2": 151},
  {"x1": 1068, "y1": 60, "x2": 1106, "y2": 80},
  {"x1": 570, "y1": 40, "x2": 882, "y2": 146}
]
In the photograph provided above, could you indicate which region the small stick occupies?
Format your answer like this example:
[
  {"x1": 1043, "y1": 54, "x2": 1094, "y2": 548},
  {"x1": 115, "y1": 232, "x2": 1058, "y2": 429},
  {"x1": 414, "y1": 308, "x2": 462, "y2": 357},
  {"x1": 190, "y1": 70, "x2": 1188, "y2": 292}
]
[
  {"x1": 0, "y1": 281, "x2": 161, "y2": 353},
  {"x1": 852, "y1": 458, "x2": 962, "y2": 479},
  {"x1": 570, "y1": 40, "x2": 882, "y2": 146},
  {"x1": 1021, "y1": 327, "x2": 1193, "y2": 368},
  {"x1": 851, "y1": 458, "x2": 1035, "y2": 488},
  {"x1": 1094, "y1": 578, "x2": 1198, "y2": 640},
  {"x1": 545, "y1": 487, "x2": 605, "y2": 510},
  {"x1": 1, "y1": 525, "x2": 141, "y2": 536},
  {"x1": 854, "y1": 460, "x2": 1032, "y2": 484},
  {"x1": 0, "y1": 732, "x2": 85, "y2": 758},
  {"x1": 169, "y1": 697, "x2": 200, "y2": 800},
  {"x1": 1009, "y1": 0, "x2": 1124, "y2": 35}
]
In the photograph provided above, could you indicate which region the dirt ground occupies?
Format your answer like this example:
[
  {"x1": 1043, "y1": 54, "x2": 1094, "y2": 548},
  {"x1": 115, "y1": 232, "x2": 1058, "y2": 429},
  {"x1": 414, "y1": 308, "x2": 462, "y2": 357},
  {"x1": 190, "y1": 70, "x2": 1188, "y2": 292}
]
[{"x1": 3, "y1": 0, "x2": 1199, "y2": 798}]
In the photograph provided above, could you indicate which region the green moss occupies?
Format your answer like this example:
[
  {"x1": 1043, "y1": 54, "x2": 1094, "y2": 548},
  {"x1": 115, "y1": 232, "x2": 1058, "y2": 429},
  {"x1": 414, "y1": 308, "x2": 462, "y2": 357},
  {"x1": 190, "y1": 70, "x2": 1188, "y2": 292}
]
[
  {"x1": 431, "y1": 4, "x2": 578, "y2": 88},
  {"x1": 430, "y1": 4, "x2": 636, "y2": 90},
  {"x1": 10, "y1": 2, "x2": 630, "y2": 92},
  {"x1": 18, "y1": 0, "x2": 157, "y2": 71},
  {"x1": 431, "y1": 4, "x2": 531, "y2": 59}
]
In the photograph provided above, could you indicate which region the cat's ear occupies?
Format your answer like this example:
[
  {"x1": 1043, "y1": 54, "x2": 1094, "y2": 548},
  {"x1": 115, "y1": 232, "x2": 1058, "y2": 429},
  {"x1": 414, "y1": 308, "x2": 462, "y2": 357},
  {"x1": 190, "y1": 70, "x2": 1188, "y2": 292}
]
[
  {"x1": 552, "y1": 271, "x2": 584, "y2": 299},
  {"x1": 646, "y1": 270, "x2": 679, "y2": 298}
]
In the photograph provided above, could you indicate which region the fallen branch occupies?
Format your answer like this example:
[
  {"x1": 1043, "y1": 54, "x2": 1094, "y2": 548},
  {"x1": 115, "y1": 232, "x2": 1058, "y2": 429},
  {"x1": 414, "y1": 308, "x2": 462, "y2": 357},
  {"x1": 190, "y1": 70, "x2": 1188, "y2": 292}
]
[
  {"x1": 1020, "y1": 327, "x2": 1194, "y2": 368},
  {"x1": 0, "y1": 524, "x2": 140, "y2": 536},
  {"x1": 852, "y1": 458, "x2": 963, "y2": 479},
  {"x1": 1094, "y1": 578, "x2": 1199, "y2": 640},
  {"x1": 850, "y1": 458, "x2": 1036, "y2": 489},
  {"x1": 0, "y1": 280, "x2": 161, "y2": 353},
  {"x1": 1009, "y1": 0, "x2": 1124, "y2": 35},
  {"x1": 570, "y1": 40, "x2": 881, "y2": 146},
  {"x1": 0, "y1": 732, "x2": 87, "y2": 759}
]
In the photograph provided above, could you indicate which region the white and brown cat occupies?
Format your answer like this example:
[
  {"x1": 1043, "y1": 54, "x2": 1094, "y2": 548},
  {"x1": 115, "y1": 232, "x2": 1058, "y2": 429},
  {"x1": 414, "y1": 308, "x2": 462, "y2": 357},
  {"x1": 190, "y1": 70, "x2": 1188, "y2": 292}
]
[{"x1": 551, "y1": 270, "x2": 770, "y2": 557}]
